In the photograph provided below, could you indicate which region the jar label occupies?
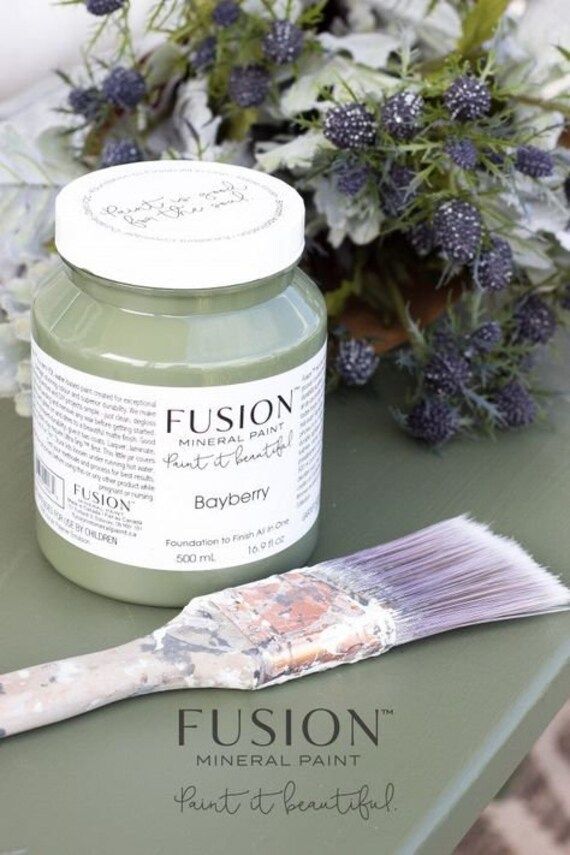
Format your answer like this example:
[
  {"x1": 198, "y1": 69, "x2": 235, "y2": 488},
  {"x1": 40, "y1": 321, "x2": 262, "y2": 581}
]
[{"x1": 32, "y1": 341, "x2": 325, "y2": 572}]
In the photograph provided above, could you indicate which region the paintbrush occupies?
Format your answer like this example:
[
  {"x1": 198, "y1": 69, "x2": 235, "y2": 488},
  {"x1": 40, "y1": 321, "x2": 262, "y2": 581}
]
[{"x1": 1, "y1": 516, "x2": 568, "y2": 738}]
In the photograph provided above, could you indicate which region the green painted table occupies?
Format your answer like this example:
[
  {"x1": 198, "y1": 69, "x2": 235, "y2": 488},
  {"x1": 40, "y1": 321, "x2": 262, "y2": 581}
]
[{"x1": 1, "y1": 352, "x2": 569, "y2": 855}]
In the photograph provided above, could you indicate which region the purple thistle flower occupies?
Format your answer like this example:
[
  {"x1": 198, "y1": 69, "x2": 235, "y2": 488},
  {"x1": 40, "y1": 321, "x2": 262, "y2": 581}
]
[
  {"x1": 469, "y1": 321, "x2": 503, "y2": 354},
  {"x1": 212, "y1": 0, "x2": 240, "y2": 27},
  {"x1": 228, "y1": 64, "x2": 270, "y2": 107},
  {"x1": 423, "y1": 351, "x2": 471, "y2": 397},
  {"x1": 86, "y1": 0, "x2": 124, "y2": 15},
  {"x1": 431, "y1": 326, "x2": 458, "y2": 355},
  {"x1": 407, "y1": 221, "x2": 435, "y2": 257},
  {"x1": 445, "y1": 138, "x2": 478, "y2": 170},
  {"x1": 335, "y1": 161, "x2": 371, "y2": 196},
  {"x1": 443, "y1": 75, "x2": 492, "y2": 121},
  {"x1": 406, "y1": 398, "x2": 460, "y2": 446},
  {"x1": 336, "y1": 339, "x2": 379, "y2": 386},
  {"x1": 102, "y1": 66, "x2": 146, "y2": 110},
  {"x1": 493, "y1": 381, "x2": 537, "y2": 428},
  {"x1": 433, "y1": 199, "x2": 482, "y2": 264},
  {"x1": 262, "y1": 20, "x2": 304, "y2": 65},
  {"x1": 379, "y1": 164, "x2": 419, "y2": 217},
  {"x1": 515, "y1": 145, "x2": 554, "y2": 178},
  {"x1": 473, "y1": 238, "x2": 513, "y2": 292},
  {"x1": 514, "y1": 295, "x2": 557, "y2": 345},
  {"x1": 381, "y1": 91, "x2": 424, "y2": 141},
  {"x1": 192, "y1": 36, "x2": 217, "y2": 72},
  {"x1": 323, "y1": 103, "x2": 376, "y2": 151},
  {"x1": 68, "y1": 86, "x2": 104, "y2": 120},
  {"x1": 100, "y1": 138, "x2": 143, "y2": 168}
]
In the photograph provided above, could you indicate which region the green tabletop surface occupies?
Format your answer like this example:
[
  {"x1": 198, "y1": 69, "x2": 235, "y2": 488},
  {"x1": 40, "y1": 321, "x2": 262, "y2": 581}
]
[{"x1": 1, "y1": 348, "x2": 569, "y2": 855}]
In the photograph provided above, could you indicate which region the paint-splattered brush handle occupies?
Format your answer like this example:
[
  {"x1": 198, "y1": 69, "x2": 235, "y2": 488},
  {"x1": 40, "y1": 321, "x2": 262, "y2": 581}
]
[
  {"x1": 0, "y1": 576, "x2": 395, "y2": 737},
  {"x1": 0, "y1": 602, "x2": 260, "y2": 737},
  {"x1": 0, "y1": 637, "x2": 182, "y2": 737}
]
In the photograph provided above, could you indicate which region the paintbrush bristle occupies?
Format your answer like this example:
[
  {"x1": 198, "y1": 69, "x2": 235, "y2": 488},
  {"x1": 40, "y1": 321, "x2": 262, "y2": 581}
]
[
  {"x1": 1, "y1": 517, "x2": 567, "y2": 735},
  {"x1": 312, "y1": 516, "x2": 569, "y2": 644},
  {"x1": 196, "y1": 516, "x2": 569, "y2": 688}
]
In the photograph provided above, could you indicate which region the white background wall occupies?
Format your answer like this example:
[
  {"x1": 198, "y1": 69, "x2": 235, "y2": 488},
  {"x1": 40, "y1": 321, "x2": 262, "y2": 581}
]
[{"x1": 0, "y1": 0, "x2": 155, "y2": 101}]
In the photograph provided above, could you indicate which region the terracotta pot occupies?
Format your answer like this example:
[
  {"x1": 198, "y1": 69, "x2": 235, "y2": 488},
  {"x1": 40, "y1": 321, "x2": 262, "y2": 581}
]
[{"x1": 340, "y1": 279, "x2": 462, "y2": 354}]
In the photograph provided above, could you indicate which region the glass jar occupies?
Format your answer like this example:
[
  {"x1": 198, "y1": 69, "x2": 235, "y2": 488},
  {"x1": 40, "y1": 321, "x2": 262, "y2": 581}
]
[{"x1": 32, "y1": 161, "x2": 327, "y2": 606}]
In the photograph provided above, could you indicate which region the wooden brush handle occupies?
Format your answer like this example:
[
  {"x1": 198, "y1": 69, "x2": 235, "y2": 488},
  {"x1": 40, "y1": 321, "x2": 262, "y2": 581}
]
[
  {"x1": 0, "y1": 606, "x2": 260, "y2": 738},
  {"x1": 0, "y1": 637, "x2": 181, "y2": 738}
]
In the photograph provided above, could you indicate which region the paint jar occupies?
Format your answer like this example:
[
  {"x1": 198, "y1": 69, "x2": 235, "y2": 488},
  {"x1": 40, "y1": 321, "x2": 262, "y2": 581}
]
[{"x1": 32, "y1": 161, "x2": 327, "y2": 606}]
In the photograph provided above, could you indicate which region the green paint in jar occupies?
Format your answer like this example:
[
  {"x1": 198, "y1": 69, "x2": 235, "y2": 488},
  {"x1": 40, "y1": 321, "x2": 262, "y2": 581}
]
[{"x1": 32, "y1": 161, "x2": 327, "y2": 606}]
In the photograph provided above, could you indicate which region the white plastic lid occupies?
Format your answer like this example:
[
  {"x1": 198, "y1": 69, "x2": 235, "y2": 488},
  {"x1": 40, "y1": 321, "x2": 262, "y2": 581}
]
[{"x1": 55, "y1": 160, "x2": 305, "y2": 290}]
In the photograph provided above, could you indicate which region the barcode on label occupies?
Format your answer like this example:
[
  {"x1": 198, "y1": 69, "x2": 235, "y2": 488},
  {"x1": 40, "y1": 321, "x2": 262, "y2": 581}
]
[{"x1": 35, "y1": 456, "x2": 65, "y2": 508}]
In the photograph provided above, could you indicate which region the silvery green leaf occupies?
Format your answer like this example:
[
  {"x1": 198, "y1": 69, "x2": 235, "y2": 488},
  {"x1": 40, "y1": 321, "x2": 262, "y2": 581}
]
[
  {"x1": 0, "y1": 185, "x2": 57, "y2": 278},
  {"x1": 256, "y1": 132, "x2": 330, "y2": 173},
  {"x1": 0, "y1": 256, "x2": 62, "y2": 414},
  {"x1": 351, "y1": 0, "x2": 461, "y2": 55},
  {"x1": 1, "y1": 255, "x2": 60, "y2": 310},
  {"x1": 0, "y1": 123, "x2": 83, "y2": 186},
  {"x1": 9, "y1": 313, "x2": 31, "y2": 343},
  {"x1": 15, "y1": 387, "x2": 32, "y2": 417},
  {"x1": 0, "y1": 81, "x2": 80, "y2": 414},
  {"x1": 520, "y1": 194, "x2": 569, "y2": 237},
  {"x1": 498, "y1": 174, "x2": 568, "y2": 237},
  {"x1": 0, "y1": 323, "x2": 28, "y2": 398},
  {"x1": 0, "y1": 275, "x2": 33, "y2": 320},
  {"x1": 1, "y1": 256, "x2": 61, "y2": 357},
  {"x1": 555, "y1": 228, "x2": 570, "y2": 252},
  {"x1": 0, "y1": 116, "x2": 83, "y2": 274},
  {"x1": 496, "y1": 2, "x2": 570, "y2": 103},
  {"x1": 281, "y1": 55, "x2": 397, "y2": 116},
  {"x1": 0, "y1": 78, "x2": 83, "y2": 275},
  {"x1": 317, "y1": 32, "x2": 399, "y2": 68},
  {"x1": 483, "y1": 194, "x2": 558, "y2": 273},
  {"x1": 348, "y1": 212, "x2": 385, "y2": 246},
  {"x1": 16, "y1": 358, "x2": 31, "y2": 388},
  {"x1": 0, "y1": 124, "x2": 53, "y2": 185},
  {"x1": 171, "y1": 78, "x2": 222, "y2": 160},
  {"x1": 513, "y1": 105, "x2": 564, "y2": 152},
  {"x1": 280, "y1": 56, "x2": 338, "y2": 116},
  {"x1": 36, "y1": 127, "x2": 86, "y2": 184},
  {"x1": 513, "y1": 0, "x2": 570, "y2": 82},
  {"x1": 510, "y1": 230, "x2": 555, "y2": 273},
  {"x1": 14, "y1": 359, "x2": 31, "y2": 417},
  {"x1": 313, "y1": 177, "x2": 383, "y2": 247},
  {"x1": 212, "y1": 140, "x2": 254, "y2": 167},
  {"x1": 497, "y1": 39, "x2": 570, "y2": 100}
]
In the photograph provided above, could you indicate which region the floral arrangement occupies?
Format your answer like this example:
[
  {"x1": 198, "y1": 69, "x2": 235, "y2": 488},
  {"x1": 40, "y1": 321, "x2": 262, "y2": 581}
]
[{"x1": 0, "y1": 0, "x2": 569, "y2": 446}]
